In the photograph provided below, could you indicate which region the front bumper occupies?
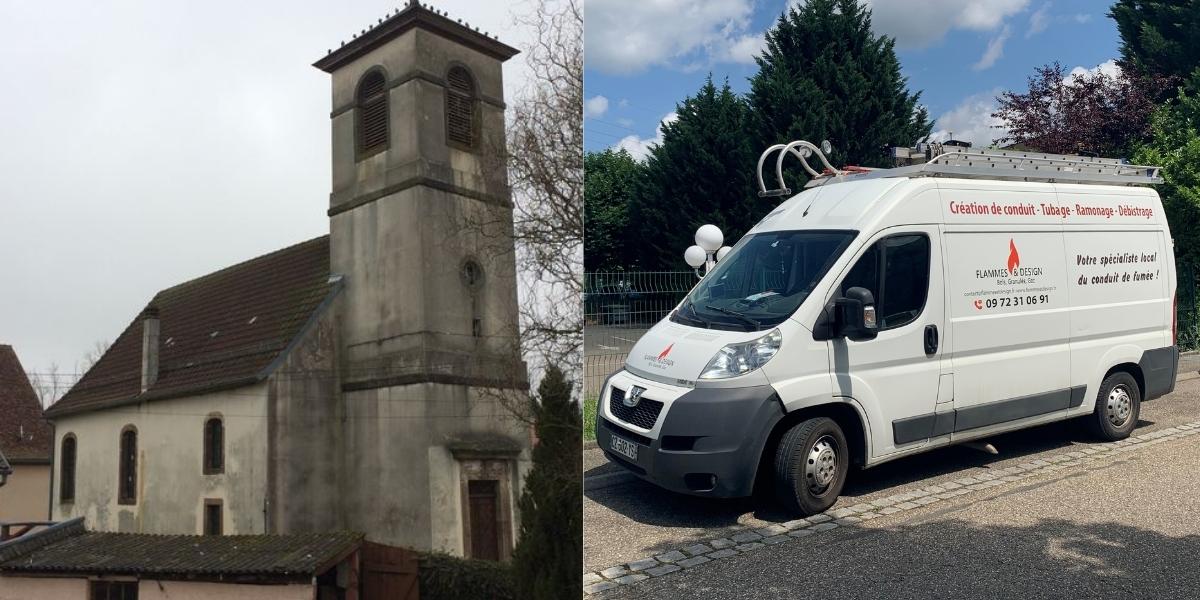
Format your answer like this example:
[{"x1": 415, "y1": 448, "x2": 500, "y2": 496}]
[{"x1": 595, "y1": 372, "x2": 784, "y2": 497}]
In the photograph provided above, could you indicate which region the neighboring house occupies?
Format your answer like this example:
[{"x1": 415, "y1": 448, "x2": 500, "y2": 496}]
[
  {"x1": 43, "y1": 1, "x2": 531, "y2": 561},
  {"x1": 0, "y1": 517, "x2": 403, "y2": 599},
  {"x1": 0, "y1": 345, "x2": 53, "y2": 522}
]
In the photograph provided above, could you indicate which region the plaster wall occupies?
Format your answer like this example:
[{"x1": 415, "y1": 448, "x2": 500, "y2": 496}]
[
  {"x1": 50, "y1": 384, "x2": 270, "y2": 534},
  {"x1": 339, "y1": 382, "x2": 530, "y2": 552},
  {"x1": 0, "y1": 576, "x2": 85, "y2": 599},
  {"x1": 0, "y1": 577, "x2": 312, "y2": 600},
  {"x1": 267, "y1": 306, "x2": 342, "y2": 535},
  {"x1": 0, "y1": 463, "x2": 50, "y2": 521}
]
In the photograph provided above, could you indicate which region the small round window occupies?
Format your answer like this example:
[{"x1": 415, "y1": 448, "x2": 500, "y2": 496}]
[{"x1": 460, "y1": 259, "x2": 484, "y2": 290}]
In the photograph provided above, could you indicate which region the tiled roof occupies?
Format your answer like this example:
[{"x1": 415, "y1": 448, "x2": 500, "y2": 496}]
[
  {"x1": 0, "y1": 526, "x2": 363, "y2": 579},
  {"x1": 45, "y1": 236, "x2": 336, "y2": 419},
  {"x1": 0, "y1": 345, "x2": 53, "y2": 462}
]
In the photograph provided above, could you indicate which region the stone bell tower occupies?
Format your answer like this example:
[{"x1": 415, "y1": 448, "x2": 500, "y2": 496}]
[{"x1": 313, "y1": 1, "x2": 531, "y2": 559}]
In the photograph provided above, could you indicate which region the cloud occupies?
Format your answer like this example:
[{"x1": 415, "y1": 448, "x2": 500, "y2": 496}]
[
  {"x1": 863, "y1": 0, "x2": 1028, "y2": 48},
  {"x1": 1027, "y1": 4, "x2": 1094, "y2": 37},
  {"x1": 1068, "y1": 59, "x2": 1120, "y2": 80},
  {"x1": 929, "y1": 89, "x2": 1008, "y2": 148},
  {"x1": 722, "y1": 33, "x2": 766, "y2": 64},
  {"x1": 973, "y1": 25, "x2": 1011, "y2": 70},
  {"x1": 1027, "y1": 3, "x2": 1050, "y2": 37},
  {"x1": 613, "y1": 112, "x2": 678, "y2": 160},
  {"x1": 585, "y1": 95, "x2": 609, "y2": 118},
  {"x1": 584, "y1": 0, "x2": 757, "y2": 74}
]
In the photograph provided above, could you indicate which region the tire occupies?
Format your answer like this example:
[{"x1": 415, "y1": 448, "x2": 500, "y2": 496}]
[
  {"x1": 774, "y1": 417, "x2": 849, "y2": 515},
  {"x1": 1086, "y1": 371, "x2": 1141, "y2": 441}
]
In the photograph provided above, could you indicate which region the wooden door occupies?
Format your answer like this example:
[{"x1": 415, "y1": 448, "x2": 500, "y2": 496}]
[
  {"x1": 468, "y1": 480, "x2": 500, "y2": 561},
  {"x1": 360, "y1": 542, "x2": 419, "y2": 600}
]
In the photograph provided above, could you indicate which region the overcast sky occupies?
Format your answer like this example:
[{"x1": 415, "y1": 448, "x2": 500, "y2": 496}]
[{"x1": 0, "y1": 0, "x2": 539, "y2": 379}]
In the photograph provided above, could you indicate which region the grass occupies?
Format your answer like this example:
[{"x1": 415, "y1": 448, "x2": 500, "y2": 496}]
[{"x1": 583, "y1": 395, "x2": 598, "y2": 441}]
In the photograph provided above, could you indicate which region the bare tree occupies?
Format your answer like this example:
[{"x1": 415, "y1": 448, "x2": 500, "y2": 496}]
[
  {"x1": 27, "y1": 363, "x2": 67, "y2": 409},
  {"x1": 26, "y1": 339, "x2": 109, "y2": 409},
  {"x1": 508, "y1": 0, "x2": 583, "y2": 384},
  {"x1": 78, "y1": 339, "x2": 111, "y2": 373}
]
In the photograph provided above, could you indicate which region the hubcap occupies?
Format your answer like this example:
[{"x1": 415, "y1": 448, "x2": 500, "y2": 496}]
[
  {"x1": 1107, "y1": 385, "x2": 1133, "y2": 427},
  {"x1": 805, "y1": 435, "x2": 838, "y2": 494}
]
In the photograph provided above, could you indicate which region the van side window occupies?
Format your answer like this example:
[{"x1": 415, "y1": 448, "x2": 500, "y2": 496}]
[{"x1": 841, "y1": 234, "x2": 930, "y2": 330}]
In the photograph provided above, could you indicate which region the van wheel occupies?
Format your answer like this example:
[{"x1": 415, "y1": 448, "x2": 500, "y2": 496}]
[
  {"x1": 774, "y1": 417, "x2": 849, "y2": 515},
  {"x1": 1087, "y1": 372, "x2": 1141, "y2": 441}
]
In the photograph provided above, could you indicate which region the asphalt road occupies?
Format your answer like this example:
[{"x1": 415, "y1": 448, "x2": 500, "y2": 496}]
[
  {"x1": 585, "y1": 373, "x2": 1200, "y2": 598},
  {"x1": 604, "y1": 435, "x2": 1200, "y2": 599}
]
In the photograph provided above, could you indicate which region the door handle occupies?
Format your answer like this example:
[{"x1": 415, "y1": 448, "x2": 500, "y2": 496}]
[{"x1": 924, "y1": 324, "x2": 939, "y2": 355}]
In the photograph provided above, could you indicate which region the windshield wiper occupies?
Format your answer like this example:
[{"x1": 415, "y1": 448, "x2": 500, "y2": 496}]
[
  {"x1": 704, "y1": 305, "x2": 761, "y2": 329},
  {"x1": 682, "y1": 301, "x2": 711, "y2": 328}
]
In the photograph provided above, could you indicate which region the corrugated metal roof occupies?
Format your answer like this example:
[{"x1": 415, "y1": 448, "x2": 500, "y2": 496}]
[
  {"x1": 45, "y1": 236, "x2": 334, "y2": 419},
  {"x1": 0, "y1": 529, "x2": 363, "y2": 579}
]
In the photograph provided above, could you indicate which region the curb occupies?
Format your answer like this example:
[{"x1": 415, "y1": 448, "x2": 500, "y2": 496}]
[{"x1": 583, "y1": 420, "x2": 1200, "y2": 595}]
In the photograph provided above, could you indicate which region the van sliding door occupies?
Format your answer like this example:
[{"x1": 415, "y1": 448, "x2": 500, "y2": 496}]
[{"x1": 943, "y1": 227, "x2": 1072, "y2": 435}]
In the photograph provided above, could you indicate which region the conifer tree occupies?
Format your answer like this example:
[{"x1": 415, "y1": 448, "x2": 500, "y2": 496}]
[
  {"x1": 749, "y1": 0, "x2": 930, "y2": 180},
  {"x1": 510, "y1": 365, "x2": 582, "y2": 599},
  {"x1": 1110, "y1": 0, "x2": 1200, "y2": 88},
  {"x1": 630, "y1": 77, "x2": 765, "y2": 270},
  {"x1": 584, "y1": 149, "x2": 642, "y2": 271}
]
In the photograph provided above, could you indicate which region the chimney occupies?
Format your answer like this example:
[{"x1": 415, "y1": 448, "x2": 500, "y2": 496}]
[{"x1": 141, "y1": 305, "x2": 160, "y2": 393}]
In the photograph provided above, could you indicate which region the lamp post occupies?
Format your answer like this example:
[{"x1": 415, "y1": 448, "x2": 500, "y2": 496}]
[{"x1": 684, "y1": 225, "x2": 732, "y2": 279}]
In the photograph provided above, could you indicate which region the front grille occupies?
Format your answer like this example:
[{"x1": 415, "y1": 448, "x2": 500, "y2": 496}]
[{"x1": 608, "y1": 386, "x2": 664, "y2": 430}]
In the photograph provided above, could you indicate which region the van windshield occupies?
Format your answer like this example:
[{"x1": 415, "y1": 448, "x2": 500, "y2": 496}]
[{"x1": 673, "y1": 230, "x2": 856, "y2": 331}]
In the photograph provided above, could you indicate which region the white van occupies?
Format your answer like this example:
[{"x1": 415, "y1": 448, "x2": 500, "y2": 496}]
[{"x1": 595, "y1": 143, "x2": 1179, "y2": 515}]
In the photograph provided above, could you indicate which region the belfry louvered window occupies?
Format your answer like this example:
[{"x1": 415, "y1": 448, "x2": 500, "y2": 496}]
[
  {"x1": 356, "y1": 70, "x2": 389, "y2": 157},
  {"x1": 446, "y1": 66, "x2": 476, "y2": 148}
]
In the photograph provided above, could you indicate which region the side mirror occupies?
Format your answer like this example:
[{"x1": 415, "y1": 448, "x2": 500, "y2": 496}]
[{"x1": 835, "y1": 287, "x2": 878, "y2": 341}]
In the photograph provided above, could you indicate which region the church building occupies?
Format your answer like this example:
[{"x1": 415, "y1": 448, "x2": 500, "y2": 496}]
[{"x1": 44, "y1": 1, "x2": 530, "y2": 562}]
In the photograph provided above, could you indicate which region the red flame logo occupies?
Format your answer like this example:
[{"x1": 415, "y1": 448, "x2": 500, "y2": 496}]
[
  {"x1": 658, "y1": 343, "x2": 674, "y2": 360},
  {"x1": 1007, "y1": 239, "x2": 1020, "y2": 273}
]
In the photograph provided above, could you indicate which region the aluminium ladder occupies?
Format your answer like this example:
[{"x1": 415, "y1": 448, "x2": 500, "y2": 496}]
[{"x1": 756, "y1": 140, "x2": 1163, "y2": 198}]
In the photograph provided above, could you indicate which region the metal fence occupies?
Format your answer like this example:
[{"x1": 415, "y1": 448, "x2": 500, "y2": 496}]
[
  {"x1": 584, "y1": 264, "x2": 1200, "y2": 398},
  {"x1": 1179, "y1": 263, "x2": 1199, "y2": 352},
  {"x1": 584, "y1": 271, "x2": 696, "y2": 397}
]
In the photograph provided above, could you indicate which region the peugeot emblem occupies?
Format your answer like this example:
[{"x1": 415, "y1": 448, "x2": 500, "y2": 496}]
[{"x1": 624, "y1": 386, "x2": 646, "y2": 408}]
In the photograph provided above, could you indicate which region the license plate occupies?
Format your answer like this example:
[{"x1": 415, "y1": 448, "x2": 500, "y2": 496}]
[{"x1": 609, "y1": 434, "x2": 639, "y2": 462}]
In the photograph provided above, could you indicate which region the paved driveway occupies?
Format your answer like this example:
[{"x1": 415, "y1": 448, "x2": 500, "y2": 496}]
[{"x1": 585, "y1": 373, "x2": 1200, "y2": 598}]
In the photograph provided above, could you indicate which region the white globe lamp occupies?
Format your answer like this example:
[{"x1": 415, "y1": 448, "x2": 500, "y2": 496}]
[
  {"x1": 695, "y1": 224, "x2": 724, "y2": 253},
  {"x1": 716, "y1": 246, "x2": 732, "y2": 262},
  {"x1": 684, "y1": 245, "x2": 707, "y2": 269}
]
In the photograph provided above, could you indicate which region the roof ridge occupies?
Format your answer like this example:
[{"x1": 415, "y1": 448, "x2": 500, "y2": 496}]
[{"x1": 156, "y1": 234, "x2": 329, "y2": 298}]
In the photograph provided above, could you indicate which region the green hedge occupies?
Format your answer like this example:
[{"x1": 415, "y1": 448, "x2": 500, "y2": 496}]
[{"x1": 417, "y1": 551, "x2": 516, "y2": 600}]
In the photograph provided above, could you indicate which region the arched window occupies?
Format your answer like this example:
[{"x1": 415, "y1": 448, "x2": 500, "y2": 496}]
[
  {"x1": 59, "y1": 435, "x2": 76, "y2": 503},
  {"x1": 445, "y1": 66, "x2": 476, "y2": 148},
  {"x1": 356, "y1": 69, "x2": 389, "y2": 158},
  {"x1": 203, "y1": 417, "x2": 224, "y2": 474},
  {"x1": 118, "y1": 426, "x2": 137, "y2": 505}
]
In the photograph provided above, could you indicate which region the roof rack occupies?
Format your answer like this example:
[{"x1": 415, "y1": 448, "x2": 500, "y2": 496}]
[{"x1": 756, "y1": 140, "x2": 1163, "y2": 196}]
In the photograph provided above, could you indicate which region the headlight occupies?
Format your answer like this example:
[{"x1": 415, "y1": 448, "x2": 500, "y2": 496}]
[{"x1": 699, "y1": 329, "x2": 782, "y2": 379}]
